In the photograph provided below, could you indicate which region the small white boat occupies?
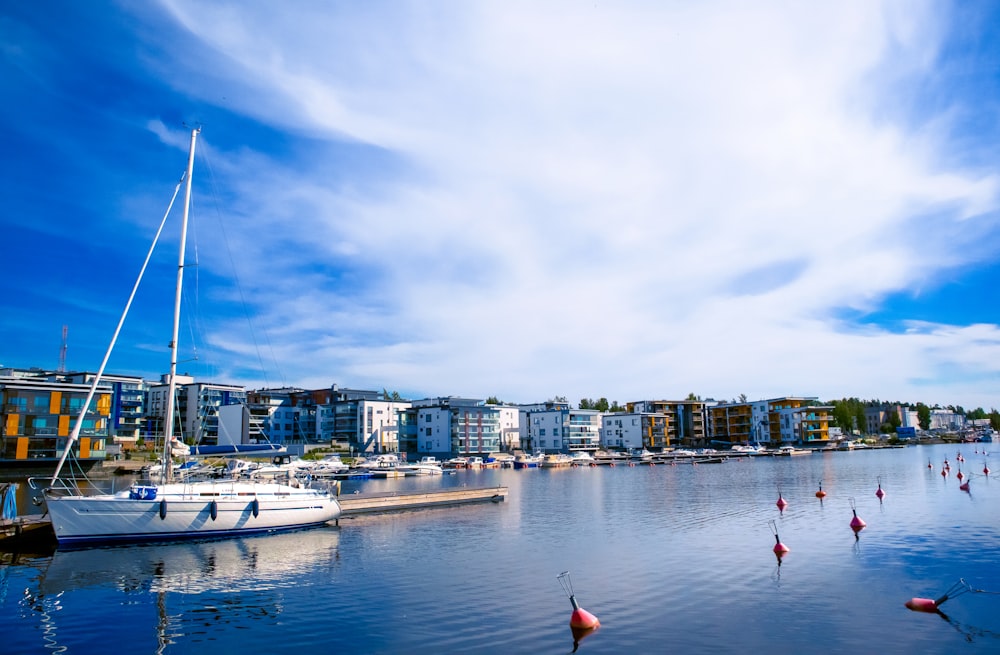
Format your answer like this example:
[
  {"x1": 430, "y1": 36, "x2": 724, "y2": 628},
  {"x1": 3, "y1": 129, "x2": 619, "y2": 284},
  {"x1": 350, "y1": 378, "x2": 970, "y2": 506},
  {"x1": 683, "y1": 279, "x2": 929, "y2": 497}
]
[
  {"x1": 568, "y1": 451, "x2": 596, "y2": 466},
  {"x1": 399, "y1": 456, "x2": 444, "y2": 476},
  {"x1": 312, "y1": 454, "x2": 349, "y2": 475},
  {"x1": 776, "y1": 446, "x2": 813, "y2": 456}
]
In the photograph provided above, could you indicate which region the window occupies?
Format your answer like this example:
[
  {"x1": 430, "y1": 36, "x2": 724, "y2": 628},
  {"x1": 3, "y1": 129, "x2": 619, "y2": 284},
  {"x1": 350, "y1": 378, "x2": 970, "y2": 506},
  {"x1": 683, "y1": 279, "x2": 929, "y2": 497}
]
[
  {"x1": 539, "y1": 429, "x2": 546, "y2": 436},
  {"x1": 425, "y1": 414, "x2": 432, "y2": 422}
]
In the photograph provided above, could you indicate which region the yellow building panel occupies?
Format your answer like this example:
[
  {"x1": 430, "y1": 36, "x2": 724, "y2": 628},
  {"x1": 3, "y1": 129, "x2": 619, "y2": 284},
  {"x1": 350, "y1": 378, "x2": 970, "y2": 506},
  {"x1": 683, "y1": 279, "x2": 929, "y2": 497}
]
[
  {"x1": 58, "y1": 414, "x2": 71, "y2": 436},
  {"x1": 97, "y1": 393, "x2": 112, "y2": 416},
  {"x1": 15, "y1": 437, "x2": 29, "y2": 460},
  {"x1": 80, "y1": 437, "x2": 91, "y2": 458},
  {"x1": 49, "y1": 391, "x2": 62, "y2": 414},
  {"x1": 5, "y1": 414, "x2": 18, "y2": 436}
]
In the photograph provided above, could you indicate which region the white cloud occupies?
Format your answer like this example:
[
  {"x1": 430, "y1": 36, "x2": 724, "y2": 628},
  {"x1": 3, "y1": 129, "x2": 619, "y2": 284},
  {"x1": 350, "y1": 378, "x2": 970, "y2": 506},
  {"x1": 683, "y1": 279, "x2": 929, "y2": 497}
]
[{"x1": 148, "y1": 0, "x2": 1000, "y2": 408}]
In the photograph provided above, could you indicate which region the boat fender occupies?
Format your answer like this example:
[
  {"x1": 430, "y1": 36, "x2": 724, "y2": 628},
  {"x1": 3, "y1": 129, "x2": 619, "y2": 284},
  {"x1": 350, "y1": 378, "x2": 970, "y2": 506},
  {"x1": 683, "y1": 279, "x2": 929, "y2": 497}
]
[
  {"x1": 251, "y1": 498, "x2": 260, "y2": 518},
  {"x1": 159, "y1": 499, "x2": 167, "y2": 520},
  {"x1": 210, "y1": 500, "x2": 218, "y2": 521}
]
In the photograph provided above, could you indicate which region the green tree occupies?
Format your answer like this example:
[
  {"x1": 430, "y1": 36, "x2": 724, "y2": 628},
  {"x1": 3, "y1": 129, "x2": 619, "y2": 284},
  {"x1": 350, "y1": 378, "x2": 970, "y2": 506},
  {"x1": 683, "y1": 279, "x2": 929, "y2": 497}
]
[
  {"x1": 916, "y1": 403, "x2": 931, "y2": 431},
  {"x1": 579, "y1": 398, "x2": 593, "y2": 410},
  {"x1": 382, "y1": 389, "x2": 402, "y2": 401},
  {"x1": 485, "y1": 396, "x2": 502, "y2": 405},
  {"x1": 686, "y1": 392, "x2": 702, "y2": 401},
  {"x1": 595, "y1": 397, "x2": 610, "y2": 412},
  {"x1": 609, "y1": 401, "x2": 625, "y2": 413},
  {"x1": 990, "y1": 409, "x2": 1000, "y2": 431}
]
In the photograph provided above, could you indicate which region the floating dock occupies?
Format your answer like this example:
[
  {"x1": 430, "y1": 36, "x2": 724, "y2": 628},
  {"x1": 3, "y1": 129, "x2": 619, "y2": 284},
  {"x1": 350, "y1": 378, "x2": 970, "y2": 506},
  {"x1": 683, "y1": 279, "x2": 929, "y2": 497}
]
[{"x1": 337, "y1": 486, "x2": 508, "y2": 519}]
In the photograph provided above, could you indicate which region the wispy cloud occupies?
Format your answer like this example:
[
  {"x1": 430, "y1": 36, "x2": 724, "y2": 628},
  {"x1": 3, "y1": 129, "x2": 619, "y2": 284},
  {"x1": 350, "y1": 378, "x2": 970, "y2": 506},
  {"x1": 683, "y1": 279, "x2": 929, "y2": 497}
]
[
  {"x1": 4, "y1": 1, "x2": 998, "y2": 409},
  {"x1": 142, "y1": 0, "x2": 1000, "y2": 407}
]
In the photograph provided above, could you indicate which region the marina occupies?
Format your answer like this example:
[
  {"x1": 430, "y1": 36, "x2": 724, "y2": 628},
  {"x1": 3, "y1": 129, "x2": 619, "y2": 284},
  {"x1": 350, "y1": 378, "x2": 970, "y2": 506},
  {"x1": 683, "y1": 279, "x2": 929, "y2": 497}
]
[{"x1": 2, "y1": 443, "x2": 1000, "y2": 654}]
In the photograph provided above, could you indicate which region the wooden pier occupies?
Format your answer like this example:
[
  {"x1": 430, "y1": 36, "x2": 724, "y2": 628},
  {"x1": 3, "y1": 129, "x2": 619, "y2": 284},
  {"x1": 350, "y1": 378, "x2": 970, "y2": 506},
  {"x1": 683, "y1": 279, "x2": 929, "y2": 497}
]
[{"x1": 337, "y1": 486, "x2": 508, "y2": 519}]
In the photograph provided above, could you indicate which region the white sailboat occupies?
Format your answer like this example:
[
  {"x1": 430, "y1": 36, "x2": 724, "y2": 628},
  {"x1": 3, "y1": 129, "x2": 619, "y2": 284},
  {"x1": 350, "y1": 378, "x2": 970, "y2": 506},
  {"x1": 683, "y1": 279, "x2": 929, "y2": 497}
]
[{"x1": 37, "y1": 129, "x2": 341, "y2": 546}]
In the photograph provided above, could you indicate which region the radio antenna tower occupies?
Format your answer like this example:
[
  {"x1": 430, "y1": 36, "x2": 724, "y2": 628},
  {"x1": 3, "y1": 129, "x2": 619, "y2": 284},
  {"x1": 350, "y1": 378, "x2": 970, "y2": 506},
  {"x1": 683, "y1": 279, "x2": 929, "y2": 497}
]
[{"x1": 58, "y1": 325, "x2": 68, "y2": 372}]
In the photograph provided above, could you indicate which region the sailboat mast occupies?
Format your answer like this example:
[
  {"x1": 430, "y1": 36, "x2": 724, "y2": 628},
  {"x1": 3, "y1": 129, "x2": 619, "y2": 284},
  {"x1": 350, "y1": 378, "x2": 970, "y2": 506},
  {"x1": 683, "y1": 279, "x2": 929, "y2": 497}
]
[{"x1": 162, "y1": 128, "x2": 199, "y2": 483}]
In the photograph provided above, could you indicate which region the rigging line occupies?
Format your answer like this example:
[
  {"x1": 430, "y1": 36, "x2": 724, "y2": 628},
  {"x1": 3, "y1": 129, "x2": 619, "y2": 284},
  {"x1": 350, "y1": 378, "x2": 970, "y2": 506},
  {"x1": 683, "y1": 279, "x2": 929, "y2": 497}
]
[
  {"x1": 50, "y1": 174, "x2": 186, "y2": 485},
  {"x1": 199, "y1": 141, "x2": 283, "y2": 389}
]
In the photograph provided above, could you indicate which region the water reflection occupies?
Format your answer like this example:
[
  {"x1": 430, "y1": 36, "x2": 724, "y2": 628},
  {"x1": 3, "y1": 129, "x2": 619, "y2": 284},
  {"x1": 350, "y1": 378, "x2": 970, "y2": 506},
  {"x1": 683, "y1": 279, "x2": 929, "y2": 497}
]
[{"x1": 19, "y1": 528, "x2": 340, "y2": 654}]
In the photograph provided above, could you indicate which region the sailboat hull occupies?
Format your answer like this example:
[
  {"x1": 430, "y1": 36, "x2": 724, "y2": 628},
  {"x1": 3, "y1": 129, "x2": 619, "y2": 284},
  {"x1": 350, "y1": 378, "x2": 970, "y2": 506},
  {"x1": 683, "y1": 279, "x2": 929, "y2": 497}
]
[{"x1": 45, "y1": 481, "x2": 341, "y2": 546}]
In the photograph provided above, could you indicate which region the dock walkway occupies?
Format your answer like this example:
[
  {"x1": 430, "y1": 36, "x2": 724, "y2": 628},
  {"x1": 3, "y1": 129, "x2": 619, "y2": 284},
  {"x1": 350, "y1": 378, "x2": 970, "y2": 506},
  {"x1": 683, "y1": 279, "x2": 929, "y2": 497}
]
[{"x1": 337, "y1": 486, "x2": 508, "y2": 518}]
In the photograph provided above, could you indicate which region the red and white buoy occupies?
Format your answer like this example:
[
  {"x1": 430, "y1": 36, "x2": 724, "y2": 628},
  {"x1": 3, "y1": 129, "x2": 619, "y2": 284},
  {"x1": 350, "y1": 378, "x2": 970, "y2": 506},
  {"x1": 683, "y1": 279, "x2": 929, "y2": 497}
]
[
  {"x1": 849, "y1": 497, "x2": 866, "y2": 533},
  {"x1": 557, "y1": 571, "x2": 600, "y2": 632}
]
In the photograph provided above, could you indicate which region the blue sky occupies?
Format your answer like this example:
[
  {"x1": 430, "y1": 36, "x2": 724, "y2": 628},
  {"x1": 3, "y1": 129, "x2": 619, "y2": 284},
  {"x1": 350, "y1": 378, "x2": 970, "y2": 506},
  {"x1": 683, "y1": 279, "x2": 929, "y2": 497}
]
[{"x1": 3, "y1": 1, "x2": 1000, "y2": 410}]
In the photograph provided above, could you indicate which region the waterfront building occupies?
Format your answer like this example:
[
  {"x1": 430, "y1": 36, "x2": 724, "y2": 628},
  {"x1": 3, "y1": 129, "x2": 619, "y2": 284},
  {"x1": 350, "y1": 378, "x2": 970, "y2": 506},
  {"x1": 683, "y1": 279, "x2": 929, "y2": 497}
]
[
  {"x1": 707, "y1": 397, "x2": 832, "y2": 447},
  {"x1": 864, "y1": 404, "x2": 904, "y2": 434},
  {"x1": 524, "y1": 405, "x2": 601, "y2": 454},
  {"x1": 0, "y1": 375, "x2": 108, "y2": 470},
  {"x1": 276, "y1": 385, "x2": 411, "y2": 455},
  {"x1": 496, "y1": 404, "x2": 521, "y2": 452},
  {"x1": 767, "y1": 397, "x2": 832, "y2": 445},
  {"x1": 61, "y1": 372, "x2": 147, "y2": 450},
  {"x1": 246, "y1": 387, "x2": 323, "y2": 445},
  {"x1": 601, "y1": 412, "x2": 669, "y2": 450},
  {"x1": 516, "y1": 400, "x2": 570, "y2": 452},
  {"x1": 627, "y1": 400, "x2": 707, "y2": 447},
  {"x1": 929, "y1": 409, "x2": 965, "y2": 432},
  {"x1": 145, "y1": 375, "x2": 246, "y2": 447},
  {"x1": 410, "y1": 397, "x2": 501, "y2": 459}
]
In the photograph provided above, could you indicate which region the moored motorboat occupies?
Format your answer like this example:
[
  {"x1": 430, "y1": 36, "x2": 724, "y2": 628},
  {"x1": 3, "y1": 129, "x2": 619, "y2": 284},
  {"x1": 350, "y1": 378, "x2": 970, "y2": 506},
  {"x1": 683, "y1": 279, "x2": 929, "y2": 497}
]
[
  {"x1": 540, "y1": 453, "x2": 573, "y2": 468},
  {"x1": 513, "y1": 453, "x2": 541, "y2": 469}
]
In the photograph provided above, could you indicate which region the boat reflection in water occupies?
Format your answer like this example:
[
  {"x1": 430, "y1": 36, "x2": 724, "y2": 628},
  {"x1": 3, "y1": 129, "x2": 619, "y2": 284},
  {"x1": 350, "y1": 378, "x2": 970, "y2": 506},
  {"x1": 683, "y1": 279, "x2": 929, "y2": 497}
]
[
  {"x1": 30, "y1": 528, "x2": 341, "y2": 653},
  {"x1": 42, "y1": 527, "x2": 341, "y2": 596}
]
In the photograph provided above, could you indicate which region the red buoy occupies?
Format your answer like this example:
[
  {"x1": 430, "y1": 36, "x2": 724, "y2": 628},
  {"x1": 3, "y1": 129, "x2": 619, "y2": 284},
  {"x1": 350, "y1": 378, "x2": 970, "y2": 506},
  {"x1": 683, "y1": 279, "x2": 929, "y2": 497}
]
[
  {"x1": 769, "y1": 520, "x2": 789, "y2": 556},
  {"x1": 816, "y1": 482, "x2": 827, "y2": 499},
  {"x1": 956, "y1": 469, "x2": 964, "y2": 481},
  {"x1": 960, "y1": 479, "x2": 970, "y2": 492},
  {"x1": 905, "y1": 597, "x2": 939, "y2": 613},
  {"x1": 849, "y1": 498, "x2": 866, "y2": 532},
  {"x1": 984, "y1": 463, "x2": 990, "y2": 476},
  {"x1": 875, "y1": 477, "x2": 885, "y2": 500},
  {"x1": 776, "y1": 493, "x2": 788, "y2": 511},
  {"x1": 570, "y1": 603, "x2": 600, "y2": 630},
  {"x1": 558, "y1": 572, "x2": 600, "y2": 632},
  {"x1": 941, "y1": 468, "x2": 948, "y2": 477},
  {"x1": 927, "y1": 459, "x2": 933, "y2": 469}
]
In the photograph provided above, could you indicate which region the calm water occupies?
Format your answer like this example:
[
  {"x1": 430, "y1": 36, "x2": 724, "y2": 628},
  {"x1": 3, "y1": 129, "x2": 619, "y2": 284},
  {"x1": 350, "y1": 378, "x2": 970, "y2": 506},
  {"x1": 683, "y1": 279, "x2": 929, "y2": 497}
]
[{"x1": 3, "y1": 443, "x2": 1000, "y2": 654}]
